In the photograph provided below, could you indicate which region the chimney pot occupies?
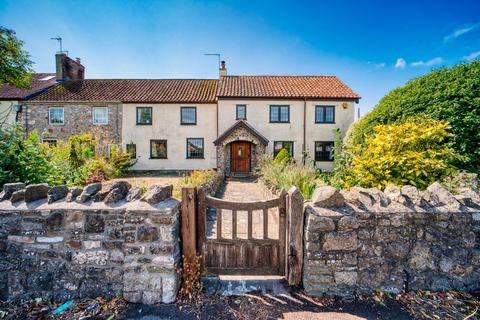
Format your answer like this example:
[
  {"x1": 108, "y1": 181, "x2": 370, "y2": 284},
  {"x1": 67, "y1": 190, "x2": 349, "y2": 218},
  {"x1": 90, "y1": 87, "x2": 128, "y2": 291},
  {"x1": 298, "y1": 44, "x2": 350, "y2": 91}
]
[
  {"x1": 75, "y1": 57, "x2": 81, "y2": 64},
  {"x1": 219, "y1": 60, "x2": 227, "y2": 77}
]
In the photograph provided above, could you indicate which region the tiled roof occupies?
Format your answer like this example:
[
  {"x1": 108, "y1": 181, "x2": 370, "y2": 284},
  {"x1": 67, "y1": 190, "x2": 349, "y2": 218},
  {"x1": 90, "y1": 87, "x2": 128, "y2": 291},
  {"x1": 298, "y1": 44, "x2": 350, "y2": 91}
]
[
  {"x1": 217, "y1": 75, "x2": 360, "y2": 100},
  {"x1": 0, "y1": 73, "x2": 57, "y2": 100},
  {"x1": 29, "y1": 79, "x2": 218, "y2": 103}
]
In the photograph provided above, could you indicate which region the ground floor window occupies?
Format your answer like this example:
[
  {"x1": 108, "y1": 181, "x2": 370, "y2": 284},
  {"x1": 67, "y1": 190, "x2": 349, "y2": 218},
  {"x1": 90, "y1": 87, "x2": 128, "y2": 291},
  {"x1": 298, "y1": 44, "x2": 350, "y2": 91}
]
[
  {"x1": 315, "y1": 141, "x2": 334, "y2": 161},
  {"x1": 150, "y1": 140, "x2": 167, "y2": 159},
  {"x1": 42, "y1": 138, "x2": 57, "y2": 146},
  {"x1": 126, "y1": 143, "x2": 136, "y2": 158},
  {"x1": 186, "y1": 138, "x2": 204, "y2": 159},
  {"x1": 273, "y1": 141, "x2": 294, "y2": 158}
]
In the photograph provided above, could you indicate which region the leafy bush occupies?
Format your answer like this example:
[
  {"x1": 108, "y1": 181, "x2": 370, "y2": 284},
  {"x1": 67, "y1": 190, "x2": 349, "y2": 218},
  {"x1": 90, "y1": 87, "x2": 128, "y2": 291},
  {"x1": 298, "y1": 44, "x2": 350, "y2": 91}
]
[
  {"x1": 174, "y1": 170, "x2": 219, "y2": 198},
  {"x1": 348, "y1": 118, "x2": 458, "y2": 190},
  {"x1": 0, "y1": 125, "x2": 135, "y2": 187},
  {"x1": 317, "y1": 128, "x2": 354, "y2": 189},
  {"x1": 350, "y1": 60, "x2": 480, "y2": 173},
  {"x1": 0, "y1": 125, "x2": 51, "y2": 185},
  {"x1": 273, "y1": 148, "x2": 293, "y2": 164},
  {"x1": 256, "y1": 154, "x2": 317, "y2": 199}
]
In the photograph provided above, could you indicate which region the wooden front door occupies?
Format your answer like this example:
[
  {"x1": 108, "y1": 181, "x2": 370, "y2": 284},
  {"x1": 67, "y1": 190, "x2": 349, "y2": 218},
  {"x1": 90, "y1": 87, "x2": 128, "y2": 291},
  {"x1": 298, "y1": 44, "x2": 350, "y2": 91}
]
[{"x1": 231, "y1": 142, "x2": 251, "y2": 173}]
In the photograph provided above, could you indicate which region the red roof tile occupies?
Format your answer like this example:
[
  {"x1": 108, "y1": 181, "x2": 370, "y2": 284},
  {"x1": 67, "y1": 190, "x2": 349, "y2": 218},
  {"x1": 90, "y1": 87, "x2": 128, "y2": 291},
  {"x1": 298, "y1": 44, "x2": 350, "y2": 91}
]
[
  {"x1": 217, "y1": 75, "x2": 360, "y2": 100},
  {"x1": 0, "y1": 73, "x2": 57, "y2": 100},
  {"x1": 29, "y1": 79, "x2": 218, "y2": 103}
]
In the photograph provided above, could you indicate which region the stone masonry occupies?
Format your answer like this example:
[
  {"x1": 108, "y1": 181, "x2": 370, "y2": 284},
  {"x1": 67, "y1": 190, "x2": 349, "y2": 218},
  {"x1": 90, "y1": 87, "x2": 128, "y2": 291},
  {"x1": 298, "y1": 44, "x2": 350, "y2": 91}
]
[
  {"x1": 0, "y1": 182, "x2": 180, "y2": 304},
  {"x1": 19, "y1": 103, "x2": 122, "y2": 151},
  {"x1": 303, "y1": 183, "x2": 480, "y2": 296},
  {"x1": 216, "y1": 126, "x2": 266, "y2": 175}
]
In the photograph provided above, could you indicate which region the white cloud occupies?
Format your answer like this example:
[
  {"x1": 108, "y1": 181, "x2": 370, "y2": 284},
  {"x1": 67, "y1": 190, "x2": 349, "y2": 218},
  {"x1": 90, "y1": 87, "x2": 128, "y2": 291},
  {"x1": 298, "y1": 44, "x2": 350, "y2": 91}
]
[
  {"x1": 462, "y1": 51, "x2": 480, "y2": 62},
  {"x1": 395, "y1": 58, "x2": 406, "y2": 69},
  {"x1": 444, "y1": 23, "x2": 479, "y2": 42},
  {"x1": 410, "y1": 57, "x2": 443, "y2": 67},
  {"x1": 374, "y1": 62, "x2": 386, "y2": 69}
]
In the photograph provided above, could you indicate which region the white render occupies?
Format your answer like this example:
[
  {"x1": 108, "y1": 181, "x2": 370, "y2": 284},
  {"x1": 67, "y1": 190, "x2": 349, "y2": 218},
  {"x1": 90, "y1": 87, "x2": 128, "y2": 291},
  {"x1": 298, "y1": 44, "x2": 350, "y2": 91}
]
[
  {"x1": 122, "y1": 103, "x2": 218, "y2": 171},
  {"x1": 122, "y1": 99, "x2": 355, "y2": 172},
  {"x1": 217, "y1": 99, "x2": 355, "y2": 171}
]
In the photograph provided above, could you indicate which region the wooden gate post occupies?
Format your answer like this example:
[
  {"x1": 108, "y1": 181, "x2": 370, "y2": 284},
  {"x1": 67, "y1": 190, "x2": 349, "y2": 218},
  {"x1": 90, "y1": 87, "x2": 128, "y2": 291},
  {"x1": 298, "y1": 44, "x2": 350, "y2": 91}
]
[
  {"x1": 181, "y1": 187, "x2": 197, "y2": 260},
  {"x1": 287, "y1": 186, "x2": 304, "y2": 286}
]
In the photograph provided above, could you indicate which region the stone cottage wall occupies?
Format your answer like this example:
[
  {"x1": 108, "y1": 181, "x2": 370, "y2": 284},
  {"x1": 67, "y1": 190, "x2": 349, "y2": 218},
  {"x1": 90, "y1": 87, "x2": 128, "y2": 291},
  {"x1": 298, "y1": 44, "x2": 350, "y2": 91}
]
[
  {"x1": 0, "y1": 184, "x2": 180, "y2": 304},
  {"x1": 303, "y1": 183, "x2": 480, "y2": 296},
  {"x1": 19, "y1": 103, "x2": 122, "y2": 151}
]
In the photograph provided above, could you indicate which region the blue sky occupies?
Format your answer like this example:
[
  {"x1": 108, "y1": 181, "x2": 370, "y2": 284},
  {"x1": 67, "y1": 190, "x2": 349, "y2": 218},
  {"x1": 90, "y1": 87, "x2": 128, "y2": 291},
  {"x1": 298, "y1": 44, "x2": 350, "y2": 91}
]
[{"x1": 1, "y1": 0, "x2": 479, "y2": 114}]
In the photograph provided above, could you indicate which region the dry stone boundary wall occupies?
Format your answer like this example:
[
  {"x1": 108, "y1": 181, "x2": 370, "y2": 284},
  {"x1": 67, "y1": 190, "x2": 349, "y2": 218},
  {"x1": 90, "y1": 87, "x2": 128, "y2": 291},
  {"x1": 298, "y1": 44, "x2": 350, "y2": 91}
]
[
  {"x1": 0, "y1": 181, "x2": 181, "y2": 305},
  {"x1": 303, "y1": 183, "x2": 480, "y2": 296}
]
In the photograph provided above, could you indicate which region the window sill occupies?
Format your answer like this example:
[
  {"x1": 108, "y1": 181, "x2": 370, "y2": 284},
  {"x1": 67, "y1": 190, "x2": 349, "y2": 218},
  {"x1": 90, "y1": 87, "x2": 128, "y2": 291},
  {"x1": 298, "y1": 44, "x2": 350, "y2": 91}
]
[
  {"x1": 315, "y1": 160, "x2": 334, "y2": 162},
  {"x1": 186, "y1": 157, "x2": 205, "y2": 160},
  {"x1": 315, "y1": 122, "x2": 336, "y2": 124},
  {"x1": 269, "y1": 121, "x2": 290, "y2": 124},
  {"x1": 181, "y1": 123, "x2": 197, "y2": 125},
  {"x1": 149, "y1": 157, "x2": 168, "y2": 159},
  {"x1": 136, "y1": 123, "x2": 152, "y2": 126},
  {"x1": 48, "y1": 123, "x2": 65, "y2": 126}
]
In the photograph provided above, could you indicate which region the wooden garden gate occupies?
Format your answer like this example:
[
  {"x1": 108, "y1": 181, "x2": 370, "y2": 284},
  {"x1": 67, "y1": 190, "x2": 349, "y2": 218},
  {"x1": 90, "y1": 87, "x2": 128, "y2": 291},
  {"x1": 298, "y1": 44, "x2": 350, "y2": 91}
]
[
  {"x1": 181, "y1": 186, "x2": 304, "y2": 285},
  {"x1": 198, "y1": 189, "x2": 287, "y2": 276}
]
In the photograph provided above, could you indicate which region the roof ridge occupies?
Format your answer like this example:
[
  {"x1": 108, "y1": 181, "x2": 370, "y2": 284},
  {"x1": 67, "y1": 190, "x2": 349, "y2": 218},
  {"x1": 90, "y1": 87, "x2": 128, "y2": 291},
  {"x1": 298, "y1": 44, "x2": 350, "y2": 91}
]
[
  {"x1": 63, "y1": 78, "x2": 219, "y2": 81},
  {"x1": 224, "y1": 75, "x2": 338, "y2": 78}
]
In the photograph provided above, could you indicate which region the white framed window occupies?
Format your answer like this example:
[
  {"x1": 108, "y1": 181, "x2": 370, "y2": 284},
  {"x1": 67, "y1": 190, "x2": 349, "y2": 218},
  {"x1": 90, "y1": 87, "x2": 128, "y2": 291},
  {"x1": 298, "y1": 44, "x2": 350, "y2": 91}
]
[
  {"x1": 49, "y1": 107, "x2": 64, "y2": 125},
  {"x1": 92, "y1": 107, "x2": 108, "y2": 125}
]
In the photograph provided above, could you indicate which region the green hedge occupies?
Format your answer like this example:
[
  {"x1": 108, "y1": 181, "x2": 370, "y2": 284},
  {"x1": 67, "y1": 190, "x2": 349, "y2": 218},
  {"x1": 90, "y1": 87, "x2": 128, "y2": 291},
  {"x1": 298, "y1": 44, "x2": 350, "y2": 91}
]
[{"x1": 350, "y1": 60, "x2": 480, "y2": 173}]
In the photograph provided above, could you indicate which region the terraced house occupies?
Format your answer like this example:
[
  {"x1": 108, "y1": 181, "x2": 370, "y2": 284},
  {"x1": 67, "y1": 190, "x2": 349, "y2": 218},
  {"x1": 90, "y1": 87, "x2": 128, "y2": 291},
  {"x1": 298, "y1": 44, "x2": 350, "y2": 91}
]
[{"x1": 18, "y1": 55, "x2": 360, "y2": 175}]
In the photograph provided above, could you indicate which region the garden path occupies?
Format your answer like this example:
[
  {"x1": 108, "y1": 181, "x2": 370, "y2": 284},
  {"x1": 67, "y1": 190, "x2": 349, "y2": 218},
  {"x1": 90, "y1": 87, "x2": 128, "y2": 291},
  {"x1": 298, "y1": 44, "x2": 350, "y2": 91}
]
[{"x1": 207, "y1": 178, "x2": 279, "y2": 240}]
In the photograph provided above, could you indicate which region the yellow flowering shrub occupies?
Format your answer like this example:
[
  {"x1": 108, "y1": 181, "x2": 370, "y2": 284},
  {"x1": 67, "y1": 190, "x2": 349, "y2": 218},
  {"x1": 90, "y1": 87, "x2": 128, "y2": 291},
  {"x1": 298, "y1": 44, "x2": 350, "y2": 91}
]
[{"x1": 350, "y1": 118, "x2": 458, "y2": 190}]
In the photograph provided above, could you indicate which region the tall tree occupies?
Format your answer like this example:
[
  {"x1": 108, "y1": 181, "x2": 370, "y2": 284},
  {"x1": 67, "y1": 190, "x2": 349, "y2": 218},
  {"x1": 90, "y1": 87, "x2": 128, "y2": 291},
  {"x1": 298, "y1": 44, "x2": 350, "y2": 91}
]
[{"x1": 0, "y1": 26, "x2": 33, "y2": 88}]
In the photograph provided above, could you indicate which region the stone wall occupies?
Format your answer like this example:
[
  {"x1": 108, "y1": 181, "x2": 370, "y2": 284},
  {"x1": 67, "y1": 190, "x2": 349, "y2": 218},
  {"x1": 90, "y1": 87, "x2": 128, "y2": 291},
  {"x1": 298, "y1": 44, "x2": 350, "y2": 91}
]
[
  {"x1": 303, "y1": 183, "x2": 480, "y2": 296},
  {"x1": 216, "y1": 126, "x2": 266, "y2": 175},
  {"x1": 0, "y1": 182, "x2": 180, "y2": 304},
  {"x1": 19, "y1": 103, "x2": 122, "y2": 151}
]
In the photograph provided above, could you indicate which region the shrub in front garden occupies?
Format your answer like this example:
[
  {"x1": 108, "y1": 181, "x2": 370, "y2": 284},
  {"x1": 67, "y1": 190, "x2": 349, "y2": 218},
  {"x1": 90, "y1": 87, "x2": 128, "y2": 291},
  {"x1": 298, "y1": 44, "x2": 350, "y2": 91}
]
[
  {"x1": 174, "y1": 169, "x2": 220, "y2": 198},
  {"x1": 0, "y1": 125, "x2": 135, "y2": 187},
  {"x1": 256, "y1": 154, "x2": 317, "y2": 199},
  {"x1": 350, "y1": 60, "x2": 480, "y2": 173},
  {"x1": 348, "y1": 117, "x2": 458, "y2": 190}
]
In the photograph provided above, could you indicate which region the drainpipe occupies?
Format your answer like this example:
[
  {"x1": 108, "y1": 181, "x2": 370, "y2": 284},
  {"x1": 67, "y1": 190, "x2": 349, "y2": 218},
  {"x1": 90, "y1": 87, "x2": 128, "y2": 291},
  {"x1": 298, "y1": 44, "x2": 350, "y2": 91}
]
[
  {"x1": 24, "y1": 104, "x2": 29, "y2": 138},
  {"x1": 303, "y1": 97, "x2": 307, "y2": 165}
]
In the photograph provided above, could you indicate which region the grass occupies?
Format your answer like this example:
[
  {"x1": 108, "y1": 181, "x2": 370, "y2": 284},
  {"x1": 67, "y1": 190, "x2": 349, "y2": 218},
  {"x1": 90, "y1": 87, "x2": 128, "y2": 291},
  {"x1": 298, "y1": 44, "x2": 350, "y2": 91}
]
[{"x1": 256, "y1": 155, "x2": 319, "y2": 200}]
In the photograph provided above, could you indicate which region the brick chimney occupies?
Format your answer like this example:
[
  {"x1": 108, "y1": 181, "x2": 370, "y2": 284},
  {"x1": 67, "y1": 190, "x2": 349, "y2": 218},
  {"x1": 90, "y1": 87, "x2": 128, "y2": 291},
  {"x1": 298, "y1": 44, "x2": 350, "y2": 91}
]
[
  {"x1": 55, "y1": 53, "x2": 85, "y2": 81},
  {"x1": 219, "y1": 60, "x2": 227, "y2": 77}
]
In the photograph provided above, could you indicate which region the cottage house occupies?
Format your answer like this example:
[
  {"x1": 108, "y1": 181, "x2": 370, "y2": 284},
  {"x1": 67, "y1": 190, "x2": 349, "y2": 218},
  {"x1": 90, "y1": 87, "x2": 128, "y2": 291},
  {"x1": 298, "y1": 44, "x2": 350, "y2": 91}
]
[
  {"x1": 0, "y1": 73, "x2": 57, "y2": 128},
  {"x1": 19, "y1": 56, "x2": 360, "y2": 175}
]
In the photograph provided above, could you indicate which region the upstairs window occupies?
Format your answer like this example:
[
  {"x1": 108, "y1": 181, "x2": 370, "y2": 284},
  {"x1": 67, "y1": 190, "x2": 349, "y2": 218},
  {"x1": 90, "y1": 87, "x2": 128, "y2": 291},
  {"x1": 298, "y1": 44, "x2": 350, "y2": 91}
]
[
  {"x1": 186, "y1": 138, "x2": 204, "y2": 159},
  {"x1": 137, "y1": 107, "x2": 152, "y2": 125},
  {"x1": 49, "y1": 107, "x2": 64, "y2": 125},
  {"x1": 92, "y1": 107, "x2": 108, "y2": 125},
  {"x1": 315, "y1": 106, "x2": 335, "y2": 123},
  {"x1": 150, "y1": 140, "x2": 167, "y2": 159},
  {"x1": 273, "y1": 141, "x2": 294, "y2": 158},
  {"x1": 181, "y1": 107, "x2": 197, "y2": 125},
  {"x1": 270, "y1": 105, "x2": 290, "y2": 123},
  {"x1": 315, "y1": 141, "x2": 334, "y2": 161},
  {"x1": 236, "y1": 105, "x2": 247, "y2": 120}
]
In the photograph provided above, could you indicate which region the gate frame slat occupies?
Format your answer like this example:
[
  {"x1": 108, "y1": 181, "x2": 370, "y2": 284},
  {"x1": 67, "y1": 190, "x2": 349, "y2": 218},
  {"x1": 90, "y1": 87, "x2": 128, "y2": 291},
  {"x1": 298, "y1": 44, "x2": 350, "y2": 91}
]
[
  {"x1": 217, "y1": 208, "x2": 223, "y2": 239},
  {"x1": 263, "y1": 208, "x2": 268, "y2": 239},
  {"x1": 197, "y1": 187, "x2": 206, "y2": 271},
  {"x1": 232, "y1": 209, "x2": 238, "y2": 239},
  {"x1": 247, "y1": 210, "x2": 253, "y2": 239},
  {"x1": 278, "y1": 189, "x2": 287, "y2": 277}
]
